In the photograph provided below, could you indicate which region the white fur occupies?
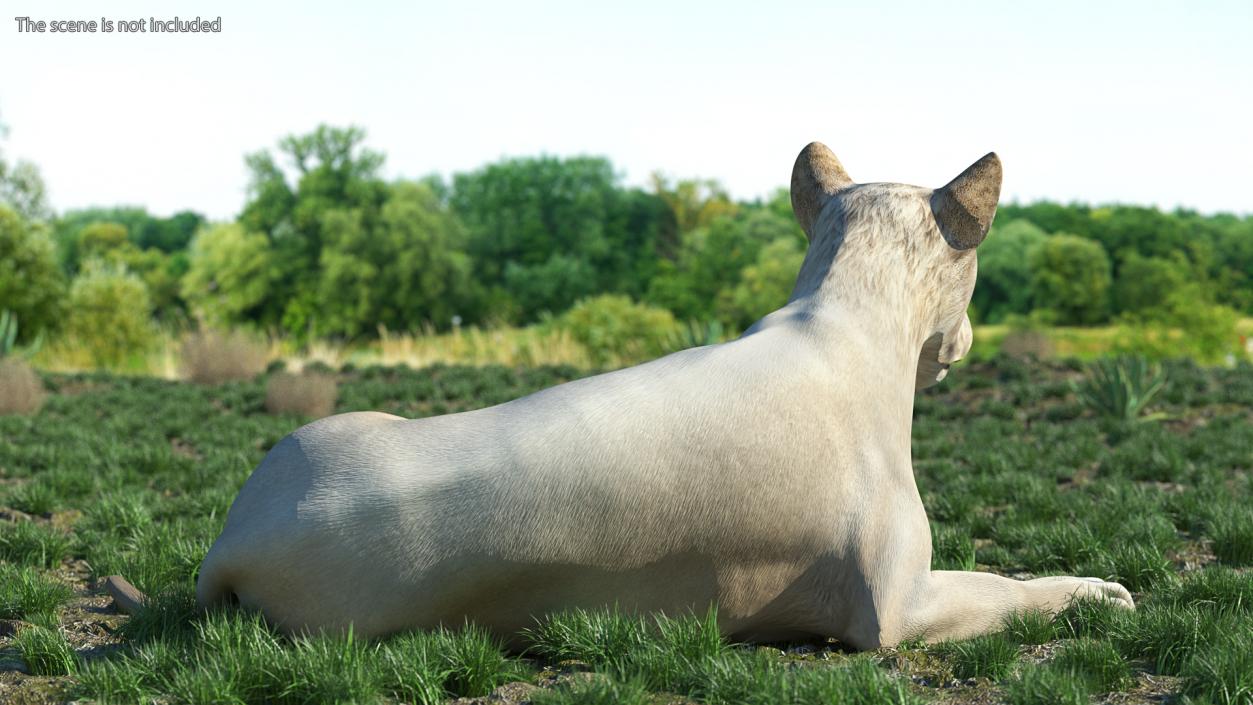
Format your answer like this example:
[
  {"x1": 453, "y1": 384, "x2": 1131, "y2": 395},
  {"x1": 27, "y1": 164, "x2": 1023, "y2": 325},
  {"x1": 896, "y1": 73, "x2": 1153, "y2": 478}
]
[{"x1": 197, "y1": 159, "x2": 1132, "y2": 647}]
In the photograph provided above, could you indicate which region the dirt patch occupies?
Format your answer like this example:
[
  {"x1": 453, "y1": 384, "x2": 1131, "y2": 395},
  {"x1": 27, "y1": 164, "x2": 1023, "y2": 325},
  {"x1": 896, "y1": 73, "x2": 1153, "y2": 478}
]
[{"x1": 0, "y1": 559, "x2": 129, "y2": 704}]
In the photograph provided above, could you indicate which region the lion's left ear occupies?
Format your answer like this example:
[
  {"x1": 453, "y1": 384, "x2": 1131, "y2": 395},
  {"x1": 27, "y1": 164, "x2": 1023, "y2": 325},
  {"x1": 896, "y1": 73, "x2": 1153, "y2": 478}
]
[
  {"x1": 930, "y1": 153, "x2": 1002, "y2": 250},
  {"x1": 790, "y1": 142, "x2": 854, "y2": 240}
]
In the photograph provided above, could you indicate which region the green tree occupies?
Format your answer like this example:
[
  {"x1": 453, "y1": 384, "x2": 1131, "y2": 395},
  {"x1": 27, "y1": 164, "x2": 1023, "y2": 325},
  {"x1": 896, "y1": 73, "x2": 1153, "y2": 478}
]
[
  {"x1": 717, "y1": 236, "x2": 806, "y2": 329},
  {"x1": 1029, "y1": 234, "x2": 1113, "y2": 325},
  {"x1": 972, "y1": 219, "x2": 1048, "y2": 323},
  {"x1": 0, "y1": 119, "x2": 51, "y2": 222},
  {"x1": 78, "y1": 222, "x2": 130, "y2": 259},
  {"x1": 65, "y1": 261, "x2": 154, "y2": 367},
  {"x1": 182, "y1": 223, "x2": 278, "y2": 327},
  {"x1": 0, "y1": 206, "x2": 64, "y2": 342},
  {"x1": 239, "y1": 125, "x2": 388, "y2": 334},
  {"x1": 1112, "y1": 252, "x2": 1189, "y2": 314},
  {"x1": 647, "y1": 208, "x2": 803, "y2": 324},
  {"x1": 316, "y1": 181, "x2": 477, "y2": 337},
  {"x1": 451, "y1": 155, "x2": 665, "y2": 321}
]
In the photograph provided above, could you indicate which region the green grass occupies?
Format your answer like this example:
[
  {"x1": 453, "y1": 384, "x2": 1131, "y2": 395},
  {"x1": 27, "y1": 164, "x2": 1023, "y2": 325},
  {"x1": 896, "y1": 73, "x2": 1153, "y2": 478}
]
[
  {"x1": 0, "y1": 563, "x2": 73, "y2": 620},
  {"x1": 14, "y1": 624, "x2": 78, "y2": 676},
  {"x1": 1, "y1": 357, "x2": 1251, "y2": 703},
  {"x1": 935, "y1": 633, "x2": 1019, "y2": 680},
  {"x1": 1048, "y1": 638, "x2": 1133, "y2": 692}
]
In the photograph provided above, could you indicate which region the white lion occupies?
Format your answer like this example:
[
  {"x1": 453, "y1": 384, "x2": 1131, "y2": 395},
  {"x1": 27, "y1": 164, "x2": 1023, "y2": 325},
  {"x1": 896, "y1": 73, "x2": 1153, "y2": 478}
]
[{"x1": 197, "y1": 144, "x2": 1133, "y2": 647}]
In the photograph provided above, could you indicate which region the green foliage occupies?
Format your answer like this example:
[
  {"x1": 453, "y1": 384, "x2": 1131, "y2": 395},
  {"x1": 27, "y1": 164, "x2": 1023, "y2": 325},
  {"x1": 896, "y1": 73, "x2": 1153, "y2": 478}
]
[
  {"x1": 1115, "y1": 282, "x2": 1241, "y2": 363},
  {"x1": 1004, "y1": 664, "x2": 1090, "y2": 705},
  {"x1": 647, "y1": 208, "x2": 802, "y2": 325},
  {"x1": 973, "y1": 219, "x2": 1048, "y2": 322},
  {"x1": 1209, "y1": 506, "x2": 1253, "y2": 566},
  {"x1": 1049, "y1": 638, "x2": 1133, "y2": 692},
  {"x1": 316, "y1": 180, "x2": 477, "y2": 337},
  {"x1": 1028, "y1": 233, "x2": 1113, "y2": 324},
  {"x1": 533, "y1": 675, "x2": 652, "y2": 705},
  {"x1": 1113, "y1": 251, "x2": 1189, "y2": 314},
  {"x1": 0, "y1": 309, "x2": 42, "y2": 358},
  {"x1": 0, "y1": 206, "x2": 65, "y2": 343},
  {"x1": 14, "y1": 623, "x2": 78, "y2": 675},
  {"x1": 1072, "y1": 356, "x2": 1166, "y2": 422},
  {"x1": 452, "y1": 155, "x2": 664, "y2": 321},
  {"x1": 1181, "y1": 631, "x2": 1253, "y2": 705},
  {"x1": 1002, "y1": 610, "x2": 1058, "y2": 645},
  {"x1": 716, "y1": 235, "x2": 806, "y2": 329},
  {"x1": 64, "y1": 260, "x2": 155, "y2": 367},
  {"x1": 935, "y1": 633, "x2": 1019, "y2": 679},
  {"x1": 0, "y1": 563, "x2": 73, "y2": 620},
  {"x1": 556, "y1": 294, "x2": 680, "y2": 366},
  {"x1": 0, "y1": 119, "x2": 51, "y2": 221},
  {"x1": 183, "y1": 223, "x2": 278, "y2": 327}
]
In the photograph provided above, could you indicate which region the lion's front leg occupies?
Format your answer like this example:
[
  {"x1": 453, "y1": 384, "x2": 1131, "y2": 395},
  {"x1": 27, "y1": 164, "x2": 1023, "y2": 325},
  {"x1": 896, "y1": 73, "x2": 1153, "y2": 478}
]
[{"x1": 895, "y1": 571, "x2": 1134, "y2": 645}]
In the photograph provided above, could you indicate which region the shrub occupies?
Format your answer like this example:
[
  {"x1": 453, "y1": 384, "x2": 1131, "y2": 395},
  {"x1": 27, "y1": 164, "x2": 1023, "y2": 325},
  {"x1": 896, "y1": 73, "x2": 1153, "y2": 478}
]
[
  {"x1": 0, "y1": 206, "x2": 65, "y2": 342},
  {"x1": 181, "y1": 329, "x2": 268, "y2": 384},
  {"x1": 1029, "y1": 233, "x2": 1112, "y2": 325},
  {"x1": 556, "y1": 295, "x2": 680, "y2": 366},
  {"x1": 63, "y1": 259, "x2": 155, "y2": 368},
  {"x1": 0, "y1": 357, "x2": 45, "y2": 415},
  {"x1": 716, "y1": 235, "x2": 805, "y2": 329},
  {"x1": 1073, "y1": 356, "x2": 1166, "y2": 422},
  {"x1": 265, "y1": 371, "x2": 337, "y2": 418}
]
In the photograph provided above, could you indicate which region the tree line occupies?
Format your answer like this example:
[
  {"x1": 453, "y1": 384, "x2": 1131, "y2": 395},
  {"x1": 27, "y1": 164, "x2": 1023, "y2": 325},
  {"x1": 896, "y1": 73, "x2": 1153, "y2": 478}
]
[{"x1": 2, "y1": 124, "x2": 1251, "y2": 354}]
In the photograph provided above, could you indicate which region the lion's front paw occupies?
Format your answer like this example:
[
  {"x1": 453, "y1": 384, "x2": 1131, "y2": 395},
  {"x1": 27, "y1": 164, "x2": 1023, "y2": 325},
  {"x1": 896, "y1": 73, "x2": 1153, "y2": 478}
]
[{"x1": 1026, "y1": 575, "x2": 1135, "y2": 612}]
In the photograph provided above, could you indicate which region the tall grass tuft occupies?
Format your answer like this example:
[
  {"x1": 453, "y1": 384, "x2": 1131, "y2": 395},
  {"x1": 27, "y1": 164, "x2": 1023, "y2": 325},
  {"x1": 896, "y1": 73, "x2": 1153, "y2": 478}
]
[
  {"x1": 0, "y1": 564, "x2": 73, "y2": 620},
  {"x1": 14, "y1": 623, "x2": 78, "y2": 675},
  {"x1": 936, "y1": 633, "x2": 1019, "y2": 680},
  {"x1": 1209, "y1": 507, "x2": 1253, "y2": 566}
]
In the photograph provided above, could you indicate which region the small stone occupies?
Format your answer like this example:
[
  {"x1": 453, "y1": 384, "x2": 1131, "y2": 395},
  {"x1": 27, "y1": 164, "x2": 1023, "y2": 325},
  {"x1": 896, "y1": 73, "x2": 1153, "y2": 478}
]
[{"x1": 0, "y1": 656, "x2": 29, "y2": 674}]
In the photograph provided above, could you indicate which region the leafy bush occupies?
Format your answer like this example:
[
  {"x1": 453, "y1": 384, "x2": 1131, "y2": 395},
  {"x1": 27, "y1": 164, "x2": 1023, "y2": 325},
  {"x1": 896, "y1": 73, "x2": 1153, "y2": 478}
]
[
  {"x1": 556, "y1": 295, "x2": 680, "y2": 366},
  {"x1": 1073, "y1": 356, "x2": 1166, "y2": 422},
  {"x1": 1114, "y1": 283, "x2": 1242, "y2": 364},
  {"x1": 0, "y1": 205, "x2": 65, "y2": 342},
  {"x1": 716, "y1": 235, "x2": 805, "y2": 329},
  {"x1": 63, "y1": 260, "x2": 156, "y2": 368},
  {"x1": 1029, "y1": 233, "x2": 1113, "y2": 324},
  {"x1": 182, "y1": 223, "x2": 278, "y2": 327}
]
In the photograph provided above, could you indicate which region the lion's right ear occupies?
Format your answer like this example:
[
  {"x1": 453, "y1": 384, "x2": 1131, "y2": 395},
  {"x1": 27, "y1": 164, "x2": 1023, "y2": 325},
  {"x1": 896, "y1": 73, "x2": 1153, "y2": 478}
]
[
  {"x1": 790, "y1": 142, "x2": 853, "y2": 240},
  {"x1": 930, "y1": 152, "x2": 1002, "y2": 251}
]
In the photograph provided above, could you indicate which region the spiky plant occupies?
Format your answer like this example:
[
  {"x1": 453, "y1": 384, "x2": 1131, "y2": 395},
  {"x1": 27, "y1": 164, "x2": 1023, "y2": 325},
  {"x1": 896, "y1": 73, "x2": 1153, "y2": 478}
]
[
  {"x1": 1073, "y1": 356, "x2": 1167, "y2": 422},
  {"x1": 0, "y1": 310, "x2": 43, "y2": 359}
]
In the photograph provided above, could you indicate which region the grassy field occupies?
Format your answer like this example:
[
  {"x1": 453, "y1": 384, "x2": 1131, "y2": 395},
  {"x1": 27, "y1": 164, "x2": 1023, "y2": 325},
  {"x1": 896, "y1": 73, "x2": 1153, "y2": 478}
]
[{"x1": 1, "y1": 357, "x2": 1251, "y2": 704}]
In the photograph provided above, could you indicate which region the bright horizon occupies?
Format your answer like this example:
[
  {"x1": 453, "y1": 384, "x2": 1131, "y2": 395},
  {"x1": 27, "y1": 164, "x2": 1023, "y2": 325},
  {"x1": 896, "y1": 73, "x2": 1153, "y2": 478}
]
[{"x1": 1, "y1": 0, "x2": 1250, "y2": 221}]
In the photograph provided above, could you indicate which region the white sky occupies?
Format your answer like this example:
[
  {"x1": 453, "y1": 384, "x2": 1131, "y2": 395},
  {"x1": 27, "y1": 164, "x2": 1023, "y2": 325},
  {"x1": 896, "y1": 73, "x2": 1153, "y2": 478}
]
[{"x1": 1, "y1": 0, "x2": 1250, "y2": 220}]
